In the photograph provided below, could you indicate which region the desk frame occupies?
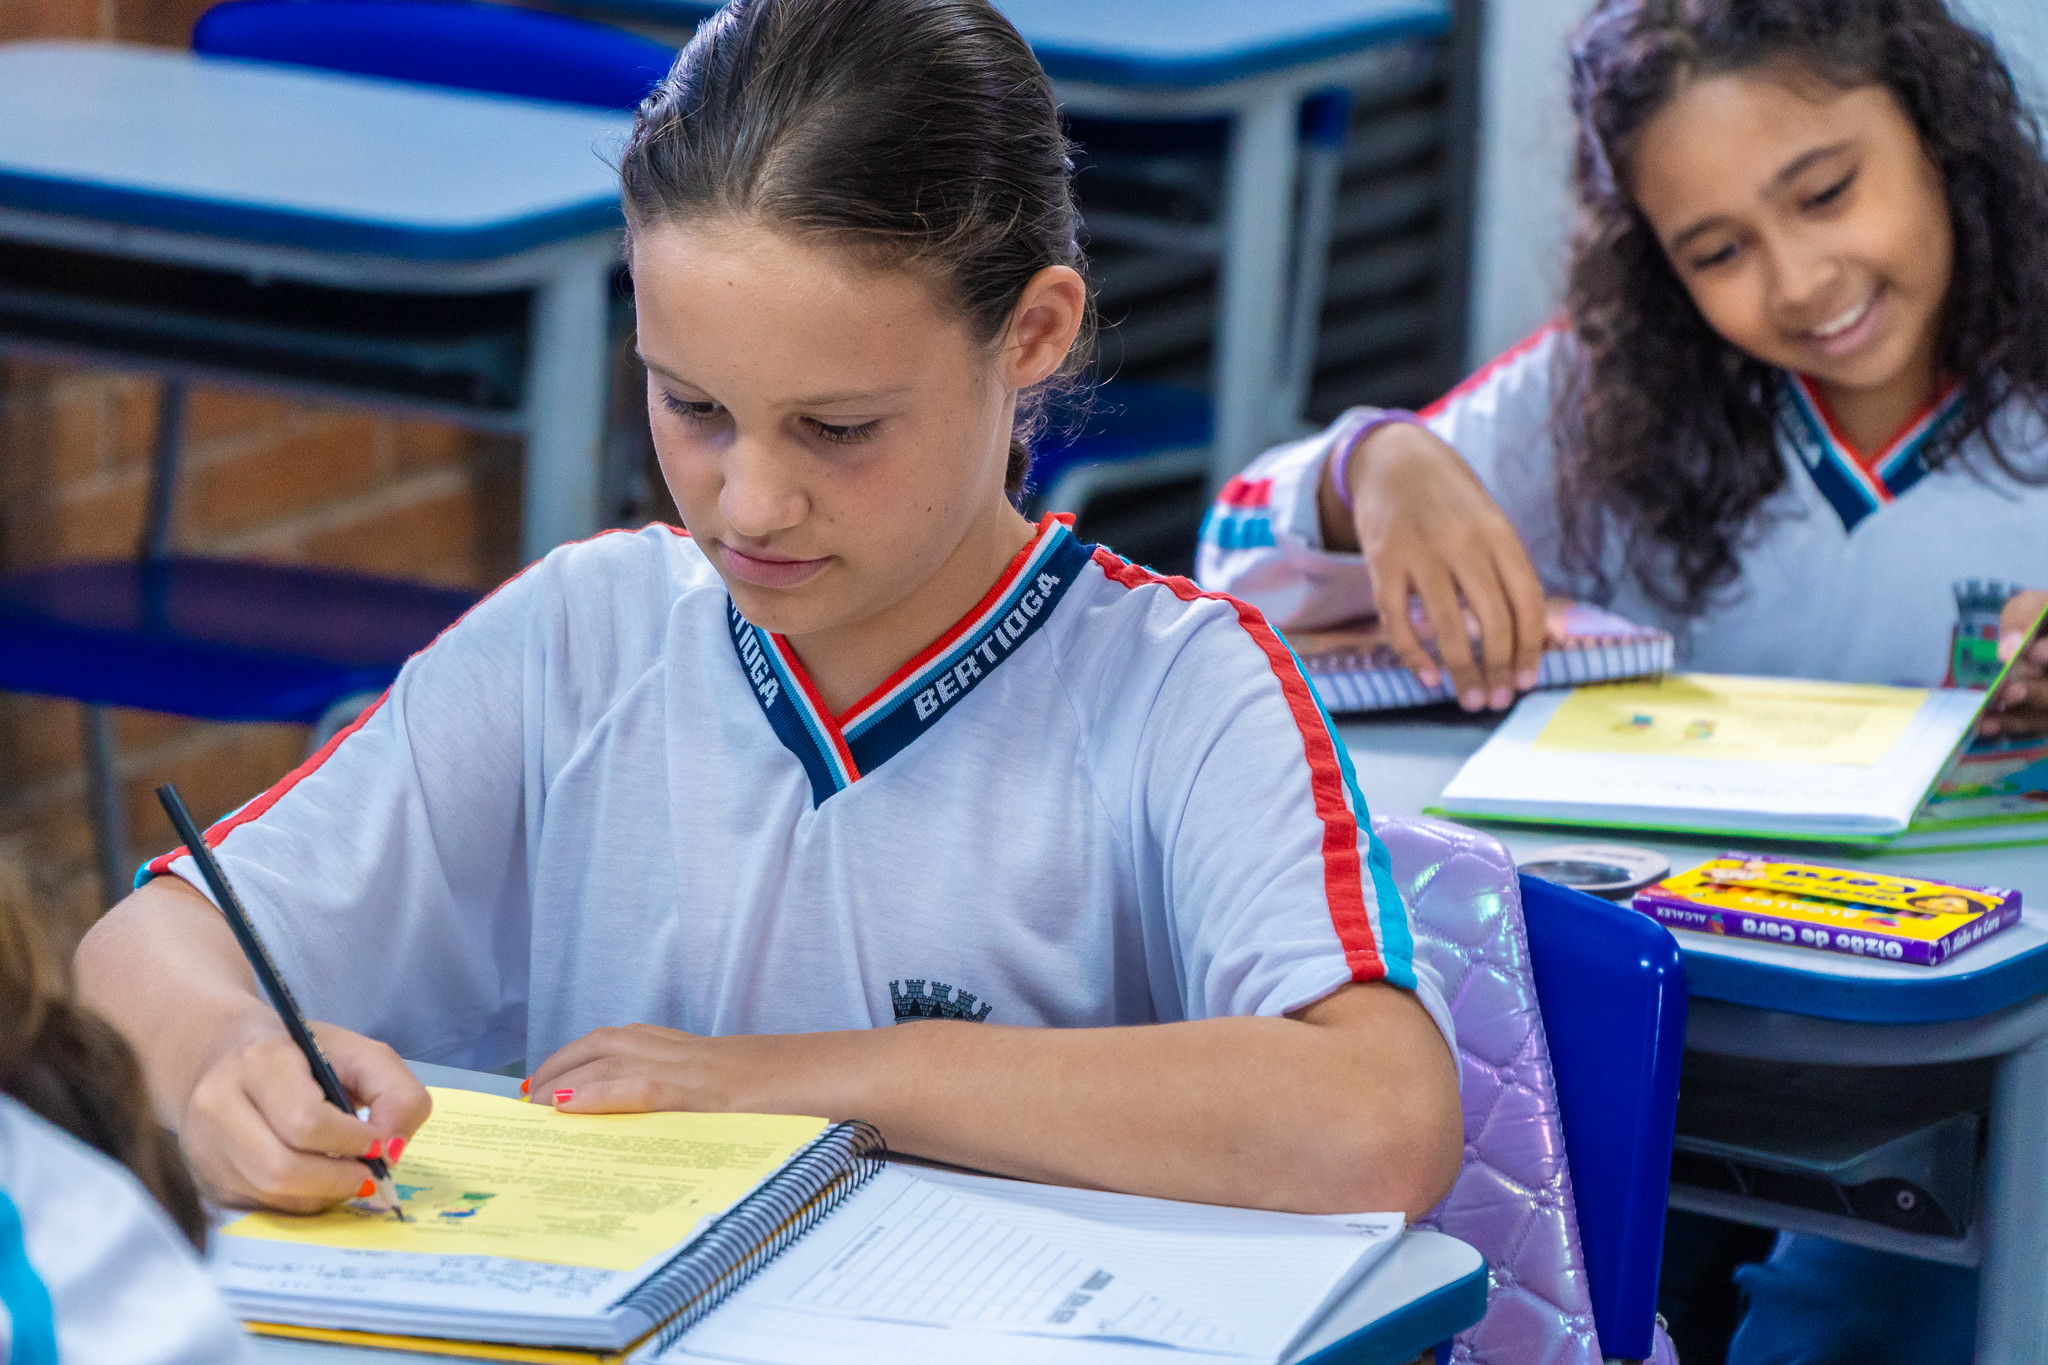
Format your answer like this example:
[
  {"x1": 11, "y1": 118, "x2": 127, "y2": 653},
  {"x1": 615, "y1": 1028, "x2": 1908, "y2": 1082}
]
[{"x1": 1048, "y1": 42, "x2": 1422, "y2": 491}]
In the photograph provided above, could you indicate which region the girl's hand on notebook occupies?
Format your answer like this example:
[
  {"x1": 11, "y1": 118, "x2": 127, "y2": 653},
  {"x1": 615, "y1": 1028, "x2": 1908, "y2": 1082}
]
[
  {"x1": 180, "y1": 1015, "x2": 430, "y2": 1214},
  {"x1": 527, "y1": 1024, "x2": 773, "y2": 1116},
  {"x1": 1318, "y1": 421, "x2": 1546, "y2": 711},
  {"x1": 1982, "y1": 588, "x2": 2048, "y2": 742}
]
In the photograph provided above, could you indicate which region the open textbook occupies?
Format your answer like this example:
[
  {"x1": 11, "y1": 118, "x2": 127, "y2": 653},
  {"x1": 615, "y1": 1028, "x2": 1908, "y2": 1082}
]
[
  {"x1": 1432, "y1": 673, "x2": 2048, "y2": 849},
  {"x1": 211, "y1": 1088, "x2": 1403, "y2": 1364}
]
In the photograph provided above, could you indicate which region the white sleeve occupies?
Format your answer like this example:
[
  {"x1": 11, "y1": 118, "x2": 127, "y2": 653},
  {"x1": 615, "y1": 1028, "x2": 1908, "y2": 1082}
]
[
  {"x1": 141, "y1": 531, "x2": 692, "y2": 1070},
  {"x1": 1195, "y1": 324, "x2": 1575, "y2": 629},
  {"x1": 0, "y1": 1097, "x2": 252, "y2": 1365},
  {"x1": 147, "y1": 559, "x2": 538, "y2": 1070},
  {"x1": 1074, "y1": 582, "x2": 1456, "y2": 1059}
]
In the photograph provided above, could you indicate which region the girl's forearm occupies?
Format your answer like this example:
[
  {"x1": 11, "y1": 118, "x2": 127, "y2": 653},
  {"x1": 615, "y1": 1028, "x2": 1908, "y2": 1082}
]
[
  {"x1": 74, "y1": 878, "x2": 276, "y2": 1128},
  {"x1": 758, "y1": 983, "x2": 1460, "y2": 1218}
]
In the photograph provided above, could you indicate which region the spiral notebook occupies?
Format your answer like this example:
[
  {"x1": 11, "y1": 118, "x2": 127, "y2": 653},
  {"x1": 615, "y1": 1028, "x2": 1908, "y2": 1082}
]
[
  {"x1": 1288, "y1": 599, "x2": 1673, "y2": 715},
  {"x1": 211, "y1": 1087, "x2": 884, "y2": 1361}
]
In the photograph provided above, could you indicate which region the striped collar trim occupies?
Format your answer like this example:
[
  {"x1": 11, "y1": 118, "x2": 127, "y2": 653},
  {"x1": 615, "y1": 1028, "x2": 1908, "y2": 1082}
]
[
  {"x1": 729, "y1": 515, "x2": 1090, "y2": 807},
  {"x1": 1781, "y1": 374, "x2": 1962, "y2": 532}
]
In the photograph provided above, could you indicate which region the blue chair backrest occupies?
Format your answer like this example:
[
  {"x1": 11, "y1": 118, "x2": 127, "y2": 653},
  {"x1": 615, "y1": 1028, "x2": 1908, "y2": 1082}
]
[
  {"x1": 1026, "y1": 380, "x2": 1212, "y2": 497},
  {"x1": 193, "y1": 0, "x2": 676, "y2": 110},
  {"x1": 1520, "y1": 873, "x2": 1687, "y2": 1362}
]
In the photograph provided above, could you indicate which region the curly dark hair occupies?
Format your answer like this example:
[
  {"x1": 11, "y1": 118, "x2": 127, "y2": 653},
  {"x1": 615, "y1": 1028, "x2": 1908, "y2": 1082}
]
[{"x1": 1555, "y1": 0, "x2": 2048, "y2": 614}]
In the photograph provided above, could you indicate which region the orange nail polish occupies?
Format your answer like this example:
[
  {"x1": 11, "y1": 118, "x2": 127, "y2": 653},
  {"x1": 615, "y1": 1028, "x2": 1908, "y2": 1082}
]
[
  {"x1": 362, "y1": 1139, "x2": 383, "y2": 1160},
  {"x1": 553, "y1": 1089, "x2": 574, "y2": 1105},
  {"x1": 386, "y1": 1137, "x2": 406, "y2": 1165},
  {"x1": 357, "y1": 1179, "x2": 376, "y2": 1199},
  {"x1": 520, "y1": 1076, "x2": 530, "y2": 1096}
]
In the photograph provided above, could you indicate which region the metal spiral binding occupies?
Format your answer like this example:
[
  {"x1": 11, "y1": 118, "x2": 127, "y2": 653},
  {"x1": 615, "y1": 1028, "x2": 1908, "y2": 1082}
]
[{"x1": 614, "y1": 1120, "x2": 887, "y2": 1349}]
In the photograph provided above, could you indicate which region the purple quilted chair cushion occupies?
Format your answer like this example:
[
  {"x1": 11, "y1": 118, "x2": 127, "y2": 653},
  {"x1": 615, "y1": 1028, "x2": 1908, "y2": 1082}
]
[{"x1": 1373, "y1": 815, "x2": 1677, "y2": 1365}]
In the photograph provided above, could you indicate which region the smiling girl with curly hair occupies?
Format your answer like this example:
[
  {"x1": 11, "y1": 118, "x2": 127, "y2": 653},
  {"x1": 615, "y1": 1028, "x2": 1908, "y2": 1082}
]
[
  {"x1": 1203, "y1": 0, "x2": 2048, "y2": 743},
  {"x1": 1204, "y1": 1, "x2": 2048, "y2": 1357}
]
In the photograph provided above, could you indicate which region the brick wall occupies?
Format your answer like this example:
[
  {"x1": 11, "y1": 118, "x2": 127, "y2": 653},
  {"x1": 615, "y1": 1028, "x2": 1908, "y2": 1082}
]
[{"x1": 0, "y1": 0, "x2": 529, "y2": 946}]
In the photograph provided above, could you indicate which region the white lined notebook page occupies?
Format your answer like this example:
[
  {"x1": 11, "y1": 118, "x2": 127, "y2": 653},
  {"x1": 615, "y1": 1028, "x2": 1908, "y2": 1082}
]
[{"x1": 650, "y1": 1166, "x2": 1401, "y2": 1365}]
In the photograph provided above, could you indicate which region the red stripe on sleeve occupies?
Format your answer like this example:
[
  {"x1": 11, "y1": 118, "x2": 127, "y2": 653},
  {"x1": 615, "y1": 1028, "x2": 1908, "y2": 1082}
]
[
  {"x1": 145, "y1": 692, "x2": 392, "y2": 877},
  {"x1": 1090, "y1": 548, "x2": 1386, "y2": 981},
  {"x1": 1217, "y1": 476, "x2": 1273, "y2": 509},
  {"x1": 1418, "y1": 319, "x2": 1563, "y2": 420}
]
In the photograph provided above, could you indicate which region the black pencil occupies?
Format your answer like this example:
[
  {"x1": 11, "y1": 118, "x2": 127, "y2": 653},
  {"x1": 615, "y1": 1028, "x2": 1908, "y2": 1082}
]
[{"x1": 155, "y1": 783, "x2": 408, "y2": 1222}]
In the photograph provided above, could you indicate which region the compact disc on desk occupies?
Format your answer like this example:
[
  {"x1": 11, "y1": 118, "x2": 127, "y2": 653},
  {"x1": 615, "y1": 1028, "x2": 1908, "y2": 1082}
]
[{"x1": 1517, "y1": 844, "x2": 1671, "y2": 899}]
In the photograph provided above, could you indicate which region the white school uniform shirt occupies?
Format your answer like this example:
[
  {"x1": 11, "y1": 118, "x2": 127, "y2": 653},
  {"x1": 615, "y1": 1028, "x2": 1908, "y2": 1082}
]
[
  {"x1": 1197, "y1": 323, "x2": 2048, "y2": 687},
  {"x1": 0, "y1": 1094, "x2": 251, "y2": 1365},
  {"x1": 144, "y1": 515, "x2": 1453, "y2": 1076}
]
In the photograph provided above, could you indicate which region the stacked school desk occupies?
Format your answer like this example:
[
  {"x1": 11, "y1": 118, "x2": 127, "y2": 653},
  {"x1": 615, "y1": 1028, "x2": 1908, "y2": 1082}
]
[{"x1": 1345, "y1": 713, "x2": 2048, "y2": 1364}]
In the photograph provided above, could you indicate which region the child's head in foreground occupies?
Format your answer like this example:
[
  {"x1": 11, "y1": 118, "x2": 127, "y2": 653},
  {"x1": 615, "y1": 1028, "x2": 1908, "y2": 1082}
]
[
  {"x1": 0, "y1": 862, "x2": 206, "y2": 1248},
  {"x1": 1558, "y1": 0, "x2": 2048, "y2": 610},
  {"x1": 618, "y1": 0, "x2": 1092, "y2": 648}
]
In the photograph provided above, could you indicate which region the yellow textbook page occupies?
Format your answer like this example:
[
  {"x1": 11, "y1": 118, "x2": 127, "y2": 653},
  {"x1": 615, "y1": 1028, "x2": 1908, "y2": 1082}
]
[
  {"x1": 223, "y1": 1088, "x2": 827, "y2": 1272},
  {"x1": 1533, "y1": 674, "x2": 1927, "y2": 767}
]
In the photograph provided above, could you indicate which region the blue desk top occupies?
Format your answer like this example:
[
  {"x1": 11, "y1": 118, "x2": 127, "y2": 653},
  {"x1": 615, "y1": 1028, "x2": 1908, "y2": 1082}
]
[
  {"x1": 575, "y1": 0, "x2": 1448, "y2": 88},
  {"x1": 0, "y1": 42, "x2": 633, "y2": 259}
]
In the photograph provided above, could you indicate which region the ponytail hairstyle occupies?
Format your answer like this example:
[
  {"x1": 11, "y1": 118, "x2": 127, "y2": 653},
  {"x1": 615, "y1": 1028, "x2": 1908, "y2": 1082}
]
[
  {"x1": 619, "y1": 0, "x2": 1095, "y2": 505},
  {"x1": 1558, "y1": 0, "x2": 2048, "y2": 614},
  {"x1": 0, "y1": 864, "x2": 208, "y2": 1250}
]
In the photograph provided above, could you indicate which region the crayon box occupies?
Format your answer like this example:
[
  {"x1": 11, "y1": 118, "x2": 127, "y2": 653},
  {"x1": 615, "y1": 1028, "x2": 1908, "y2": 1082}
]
[{"x1": 1632, "y1": 852, "x2": 2022, "y2": 967}]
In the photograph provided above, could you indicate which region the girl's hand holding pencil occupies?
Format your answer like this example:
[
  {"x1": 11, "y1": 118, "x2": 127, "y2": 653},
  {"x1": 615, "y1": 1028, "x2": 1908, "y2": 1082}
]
[
  {"x1": 149, "y1": 783, "x2": 430, "y2": 1217},
  {"x1": 180, "y1": 1011, "x2": 429, "y2": 1214}
]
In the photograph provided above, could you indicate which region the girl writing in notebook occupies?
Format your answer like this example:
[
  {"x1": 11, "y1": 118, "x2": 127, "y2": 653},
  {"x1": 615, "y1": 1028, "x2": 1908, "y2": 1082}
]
[
  {"x1": 74, "y1": 0, "x2": 1461, "y2": 1228},
  {"x1": 1199, "y1": 0, "x2": 2048, "y2": 729},
  {"x1": 1200, "y1": 0, "x2": 2046, "y2": 1358}
]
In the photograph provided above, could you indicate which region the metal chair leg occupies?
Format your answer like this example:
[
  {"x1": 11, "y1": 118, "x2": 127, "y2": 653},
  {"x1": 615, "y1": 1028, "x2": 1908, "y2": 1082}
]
[
  {"x1": 80, "y1": 703, "x2": 128, "y2": 910},
  {"x1": 141, "y1": 378, "x2": 187, "y2": 564}
]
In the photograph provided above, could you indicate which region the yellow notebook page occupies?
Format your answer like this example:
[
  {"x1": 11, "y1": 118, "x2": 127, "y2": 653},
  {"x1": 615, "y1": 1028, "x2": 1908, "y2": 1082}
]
[
  {"x1": 245, "y1": 1321, "x2": 640, "y2": 1364},
  {"x1": 223, "y1": 1087, "x2": 827, "y2": 1271},
  {"x1": 1534, "y1": 674, "x2": 1927, "y2": 767}
]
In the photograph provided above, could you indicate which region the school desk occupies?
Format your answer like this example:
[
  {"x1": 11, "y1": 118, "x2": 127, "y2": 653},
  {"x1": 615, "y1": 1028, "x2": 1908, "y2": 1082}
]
[
  {"x1": 539, "y1": 0, "x2": 1451, "y2": 493},
  {"x1": 1343, "y1": 712, "x2": 2048, "y2": 1364},
  {"x1": 241, "y1": 1060, "x2": 1488, "y2": 1365},
  {"x1": 0, "y1": 41, "x2": 632, "y2": 563}
]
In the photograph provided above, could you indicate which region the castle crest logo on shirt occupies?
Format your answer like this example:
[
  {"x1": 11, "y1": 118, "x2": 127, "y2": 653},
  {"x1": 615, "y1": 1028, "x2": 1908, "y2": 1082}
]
[{"x1": 889, "y1": 978, "x2": 994, "y2": 1023}]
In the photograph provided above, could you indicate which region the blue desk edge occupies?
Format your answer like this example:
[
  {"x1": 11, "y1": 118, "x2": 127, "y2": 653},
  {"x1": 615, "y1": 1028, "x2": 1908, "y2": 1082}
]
[
  {"x1": 0, "y1": 169, "x2": 625, "y2": 261},
  {"x1": 1296, "y1": 1261, "x2": 1488, "y2": 1365},
  {"x1": 1677, "y1": 941, "x2": 2048, "y2": 1025}
]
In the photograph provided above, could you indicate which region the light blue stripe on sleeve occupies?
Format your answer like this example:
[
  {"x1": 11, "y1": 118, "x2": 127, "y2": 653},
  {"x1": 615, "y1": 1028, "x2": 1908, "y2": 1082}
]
[
  {"x1": 1282, "y1": 638, "x2": 1420, "y2": 991},
  {"x1": 0, "y1": 1190, "x2": 59, "y2": 1365}
]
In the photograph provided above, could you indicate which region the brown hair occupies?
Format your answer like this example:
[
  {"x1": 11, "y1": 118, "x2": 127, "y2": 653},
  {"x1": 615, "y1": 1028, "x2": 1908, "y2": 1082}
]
[
  {"x1": 619, "y1": 0, "x2": 1094, "y2": 503},
  {"x1": 0, "y1": 865, "x2": 207, "y2": 1250}
]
